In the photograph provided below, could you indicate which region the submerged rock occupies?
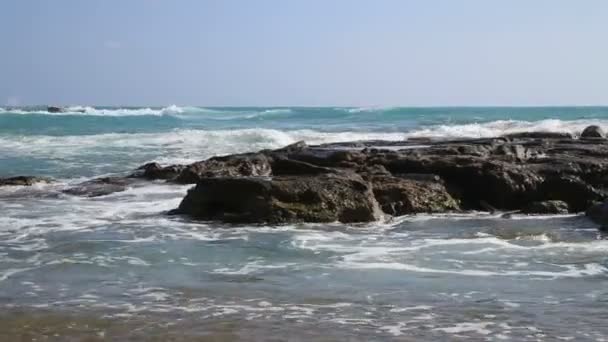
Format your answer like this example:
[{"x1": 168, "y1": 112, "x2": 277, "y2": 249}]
[
  {"x1": 63, "y1": 177, "x2": 133, "y2": 197},
  {"x1": 172, "y1": 173, "x2": 382, "y2": 224},
  {"x1": 0, "y1": 176, "x2": 52, "y2": 186}
]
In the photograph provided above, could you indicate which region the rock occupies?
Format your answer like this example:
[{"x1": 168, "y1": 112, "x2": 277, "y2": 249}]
[
  {"x1": 47, "y1": 106, "x2": 64, "y2": 113},
  {"x1": 130, "y1": 162, "x2": 185, "y2": 181},
  {"x1": 504, "y1": 132, "x2": 573, "y2": 140},
  {"x1": 581, "y1": 125, "x2": 605, "y2": 139},
  {"x1": 175, "y1": 153, "x2": 272, "y2": 184},
  {"x1": 370, "y1": 175, "x2": 459, "y2": 216},
  {"x1": 0, "y1": 176, "x2": 52, "y2": 186},
  {"x1": 270, "y1": 157, "x2": 336, "y2": 176},
  {"x1": 133, "y1": 131, "x2": 608, "y2": 225},
  {"x1": 537, "y1": 175, "x2": 603, "y2": 212},
  {"x1": 357, "y1": 164, "x2": 392, "y2": 179},
  {"x1": 523, "y1": 200, "x2": 570, "y2": 214},
  {"x1": 63, "y1": 177, "x2": 132, "y2": 197},
  {"x1": 380, "y1": 154, "x2": 544, "y2": 210},
  {"x1": 586, "y1": 200, "x2": 608, "y2": 229},
  {"x1": 271, "y1": 140, "x2": 308, "y2": 153},
  {"x1": 172, "y1": 173, "x2": 382, "y2": 224}
]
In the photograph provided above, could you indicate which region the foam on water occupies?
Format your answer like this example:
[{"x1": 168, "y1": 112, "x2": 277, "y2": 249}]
[
  {"x1": 0, "y1": 128, "x2": 406, "y2": 173},
  {"x1": 0, "y1": 105, "x2": 188, "y2": 116},
  {"x1": 3, "y1": 106, "x2": 608, "y2": 339},
  {"x1": 403, "y1": 118, "x2": 608, "y2": 139}
]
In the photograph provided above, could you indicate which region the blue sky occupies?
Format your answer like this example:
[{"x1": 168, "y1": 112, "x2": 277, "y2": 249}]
[{"x1": 1, "y1": 0, "x2": 607, "y2": 106}]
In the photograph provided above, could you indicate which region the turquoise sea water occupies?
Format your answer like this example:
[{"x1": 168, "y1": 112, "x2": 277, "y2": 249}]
[
  {"x1": 2, "y1": 106, "x2": 608, "y2": 340},
  {"x1": 2, "y1": 105, "x2": 608, "y2": 178}
]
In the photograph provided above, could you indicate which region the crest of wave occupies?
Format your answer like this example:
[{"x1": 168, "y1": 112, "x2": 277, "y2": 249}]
[
  {"x1": 404, "y1": 119, "x2": 608, "y2": 139},
  {"x1": 0, "y1": 105, "x2": 189, "y2": 116},
  {"x1": 63, "y1": 104, "x2": 187, "y2": 116},
  {"x1": 0, "y1": 129, "x2": 407, "y2": 167}
]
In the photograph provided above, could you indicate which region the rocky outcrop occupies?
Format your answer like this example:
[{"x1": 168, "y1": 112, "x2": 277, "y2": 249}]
[
  {"x1": 175, "y1": 153, "x2": 272, "y2": 184},
  {"x1": 172, "y1": 173, "x2": 382, "y2": 224},
  {"x1": 126, "y1": 128, "x2": 608, "y2": 225},
  {"x1": 131, "y1": 153, "x2": 272, "y2": 184},
  {"x1": 0, "y1": 176, "x2": 52, "y2": 186}
]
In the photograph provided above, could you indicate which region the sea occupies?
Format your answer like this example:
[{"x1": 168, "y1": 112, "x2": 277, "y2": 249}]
[{"x1": 2, "y1": 106, "x2": 608, "y2": 341}]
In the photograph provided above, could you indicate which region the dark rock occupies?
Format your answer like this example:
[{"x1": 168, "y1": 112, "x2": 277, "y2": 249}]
[
  {"x1": 586, "y1": 200, "x2": 608, "y2": 229},
  {"x1": 135, "y1": 131, "x2": 608, "y2": 225},
  {"x1": 175, "y1": 153, "x2": 272, "y2": 184},
  {"x1": 272, "y1": 140, "x2": 308, "y2": 153},
  {"x1": 357, "y1": 164, "x2": 392, "y2": 180},
  {"x1": 523, "y1": 200, "x2": 570, "y2": 214},
  {"x1": 130, "y1": 162, "x2": 185, "y2": 181},
  {"x1": 537, "y1": 175, "x2": 603, "y2": 212},
  {"x1": 370, "y1": 175, "x2": 459, "y2": 216},
  {"x1": 173, "y1": 173, "x2": 381, "y2": 224},
  {"x1": 504, "y1": 132, "x2": 573, "y2": 140},
  {"x1": 63, "y1": 177, "x2": 133, "y2": 197},
  {"x1": 47, "y1": 106, "x2": 64, "y2": 113},
  {"x1": 581, "y1": 125, "x2": 605, "y2": 139},
  {"x1": 0, "y1": 176, "x2": 52, "y2": 186},
  {"x1": 270, "y1": 157, "x2": 336, "y2": 176},
  {"x1": 380, "y1": 154, "x2": 544, "y2": 210}
]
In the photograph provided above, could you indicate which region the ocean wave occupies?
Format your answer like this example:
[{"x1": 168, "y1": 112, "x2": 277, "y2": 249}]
[
  {"x1": 0, "y1": 128, "x2": 407, "y2": 170},
  {"x1": 0, "y1": 105, "x2": 190, "y2": 116},
  {"x1": 0, "y1": 106, "x2": 297, "y2": 119},
  {"x1": 3, "y1": 118, "x2": 608, "y2": 176},
  {"x1": 337, "y1": 260, "x2": 607, "y2": 278},
  {"x1": 403, "y1": 118, "x2": 608, "y2": 139},
  {"x1": 337, "y1": 106, "x2": 397, "y2": 113}
]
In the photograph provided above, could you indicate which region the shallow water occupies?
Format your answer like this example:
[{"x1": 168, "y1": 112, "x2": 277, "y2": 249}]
[
  {"x1": 2, "y1": 182, "x2": 608, "y2": 340},
  {"x1": 2, "y1": 106, "x2": 608, "y2": 340}
]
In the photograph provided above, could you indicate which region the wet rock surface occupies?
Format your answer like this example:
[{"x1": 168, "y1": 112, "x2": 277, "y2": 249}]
[
  {"x1": 0, "y1": 176, "x2": 52, "y2": 186},
  {"x1": 131, "y1": 126, "x2": 608, "y2": 224},
  {"x1": 171, "y1": 172, "x2": 382, "y2": 224},
  {"x1": 523, "y1": 200, "x2": 570, "y2": 214}
]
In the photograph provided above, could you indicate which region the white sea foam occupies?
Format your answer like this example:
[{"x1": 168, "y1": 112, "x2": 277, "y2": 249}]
[
  {"x1": 0, "y1": 105, "x2": 190, "y2": 116},
  {"x1": 0, "y1": 128, "x2": 407, "y2": 169},
  {"x1": 338, "y1": 106, "x2": 397, "y2": 113},
  {"x1": 212, "y1": 260, "x2": 299, "y2": 275},
  {"x1": 403, "y1": 118, "x2": 608, "y2": 139},
  {"x1": 3, "y1": 117, "x2": 608, "y2": 171},
  {"x1": 337, "y1": 260, "x2": 607, "y2": 278},
  {"x1": 433, "y1": 321, "x2": 494, "y2": 335}
]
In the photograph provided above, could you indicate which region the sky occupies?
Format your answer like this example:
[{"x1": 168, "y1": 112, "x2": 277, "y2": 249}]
[{"x1": 1, "y1": 0, "x2": 607, "y2": 107}]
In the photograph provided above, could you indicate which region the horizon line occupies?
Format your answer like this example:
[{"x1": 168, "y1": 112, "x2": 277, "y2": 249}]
[{"x1": 6, "y1": 104, "x2": 608, "y2": 109}]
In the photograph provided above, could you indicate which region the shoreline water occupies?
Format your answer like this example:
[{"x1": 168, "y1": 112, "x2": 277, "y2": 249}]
[{"x1": 3, "y1": 106, "x2": 608, "y2": 340}]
